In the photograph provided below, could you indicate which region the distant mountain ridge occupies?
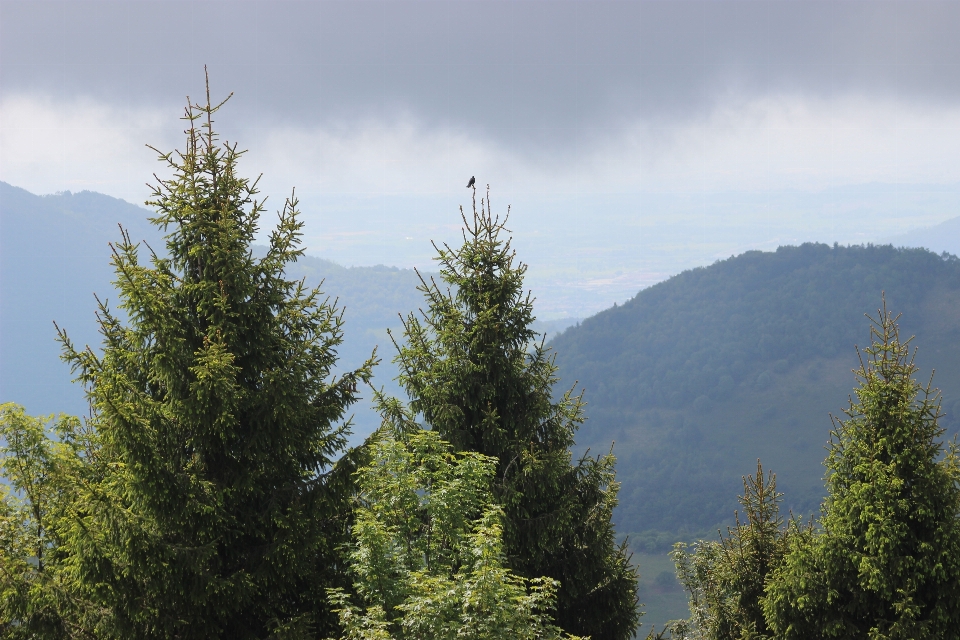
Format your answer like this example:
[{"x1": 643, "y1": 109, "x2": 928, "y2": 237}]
[
  {"x1": 884, "y1": 214, "x2": 960, "y2": 257},
  {"x1": 0, "y1": 182, "x2": 163, "y2": 417},
  {"x1": 550, "y1": 243, "x2": 960, "y2": 546}
]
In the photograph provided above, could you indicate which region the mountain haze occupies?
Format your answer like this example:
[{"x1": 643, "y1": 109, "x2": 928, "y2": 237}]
[
  {"x1": 551, "y1": 243, "x2": 960, "y2": 547},
  {"x1": 0, "y1": 182, "x2": 163, "y2": 417},
  {"x1": 885, "y1": 214, "x2": 960, "y2": 257}
]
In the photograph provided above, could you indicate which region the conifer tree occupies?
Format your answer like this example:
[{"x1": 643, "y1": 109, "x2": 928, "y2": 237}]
[
  {"x1": 57, "y1": 80, "x2": 373, "y2": 639},
  {"x1": 390, "y1": 187, "x2": 639, "y2": 640},
  {"x1": 669, "y1": 462, "x2": 792, "y2": 640},
  {"x1": 763, "y1": 302, "x2": 960, "y2": 639}
]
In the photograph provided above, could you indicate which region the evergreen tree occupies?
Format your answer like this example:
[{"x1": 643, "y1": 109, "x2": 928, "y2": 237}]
[
  {"x1": 390, "y1": 188, "x2": 639, "y2": 639},
  {"x1": 763, "y1": 302, "x2": 960, "y2": 639},
  {"x1": 668, "y1": 462, "x2": 792, "y2": 640},
  {"x1": 57, "y1": 82, "x2": 373, "y2": 638}
]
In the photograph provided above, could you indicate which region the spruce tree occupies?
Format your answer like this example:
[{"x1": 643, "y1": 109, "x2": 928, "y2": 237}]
[
  {"x1": 57, "y1": 82, "x2": 373, "y2": 638},
  {"x1": 669, "y1": 462, "x2": 792, "y2": 640},
  {"x1": 763, "y1": 302, "x2": 960, "y2": 639},
  {"x1": 390, "y1": 187, "x2": 639, "y2": 640}
]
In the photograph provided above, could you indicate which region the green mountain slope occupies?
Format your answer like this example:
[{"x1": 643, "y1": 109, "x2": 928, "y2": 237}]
[{"x1": 550, "y1": 243, "x2": 960, "y2": 546}]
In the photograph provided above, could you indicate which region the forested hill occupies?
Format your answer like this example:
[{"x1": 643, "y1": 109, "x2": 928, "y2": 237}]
[
  {"x1": 550, "y1": 243, "x2": 960, "y2": 547},
  {"x1": 7, "y1": 182, "x2": 960, "y2": 551}
]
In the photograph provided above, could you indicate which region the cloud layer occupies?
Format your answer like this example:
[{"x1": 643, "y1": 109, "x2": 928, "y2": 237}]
[
  {"x1": 4, "y1": 1, "x2": 960, "y2": 151},
  {"x1": 6, "y1": 90, "x2": 960, "y2": 203},
  {"x1": 0, "y1": 94, "x2": 173, "y2": 203}
]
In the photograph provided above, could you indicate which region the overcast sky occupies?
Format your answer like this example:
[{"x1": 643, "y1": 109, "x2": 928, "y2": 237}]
[{"x1": 3, "y1": 0, "x2": 960, "y2": 316}]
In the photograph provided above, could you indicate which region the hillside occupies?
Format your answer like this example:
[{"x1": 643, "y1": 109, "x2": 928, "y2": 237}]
[
  {"x1": 8, "y1": 183, "x2": 960, "y2": 552},
  {"x1": 550, "y1": 243, "x2": 960, "y2": 547},
  {"x1": 0, "y1": 183, "x2": 162, "y2": 417}
]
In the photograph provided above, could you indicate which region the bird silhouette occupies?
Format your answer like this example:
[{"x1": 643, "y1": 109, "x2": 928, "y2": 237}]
[{"x1": 466, "y1": 176, "x2": 475, "y2": 188}]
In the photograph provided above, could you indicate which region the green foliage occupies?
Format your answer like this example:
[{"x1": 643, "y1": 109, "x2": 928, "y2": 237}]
[
  {"x1": 269, "y1": 253, "x2": 440, "y2": 437},
  {"x1": 550, "y1": 243, "x2": 960, "y2": 538},
  {"x1": 390, "y1": 190, "x2": 639, "y2": 639},
  {"x1": 0, "y1": 177, "x2": 427, "y2": 423},
  {"x1": 0, "y1": 404, "x2": 92, "y2": 638},
  {"x1": 668, "y1": 462, "x2": 792, "y2": 640},
  {"x1": 328, "y1": 419, "x2": 581, "y2": 640},
  {"x1": 53, "y1": 87, "x2": 373, "y2": 638},
  {"x1": 763, "y1": 304, "x2": 960, "y2": 639}
]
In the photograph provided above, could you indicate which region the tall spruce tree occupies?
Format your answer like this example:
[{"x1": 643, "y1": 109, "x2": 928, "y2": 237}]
[
  {"x1": 390, "y1": 188, "x2": 639, "y2": 640},
  {"x1": 57, "y1": 82, "x2": 373, "y2": 639},
  {"x1": 763, "y1": 302, "x2": 960, "y2": 639}
]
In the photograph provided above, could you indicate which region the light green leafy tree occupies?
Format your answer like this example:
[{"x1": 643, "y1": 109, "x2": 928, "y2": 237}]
[
  {"x1": 328, "y1": 399, "x2": 583, "y2": 640},
  {"x1": 52, "y1": 80, "x2": 374, "y2": 638},
  {"x1": 666, "y1": 462, "x2": 793, "y2": 640},
  {"x1": 390, "y1": 188, "x2": 639, "y2": 639},
  {"x1": 0, "y1": 404, "x2": 97, "y2": 638},
  {"x1": 763, "y1": 303, "x2": 960, "y2": 639}
]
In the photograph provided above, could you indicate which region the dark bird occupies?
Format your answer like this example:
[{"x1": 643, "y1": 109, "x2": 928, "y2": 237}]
[{"x1": 466, "y1": 176, "x2": 475, "y2": 188}]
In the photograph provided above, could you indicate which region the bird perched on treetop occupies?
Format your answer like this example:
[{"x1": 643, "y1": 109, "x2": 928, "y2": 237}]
[{"x1": 466, "y1": 176, "x2": 475, "y2": 188}]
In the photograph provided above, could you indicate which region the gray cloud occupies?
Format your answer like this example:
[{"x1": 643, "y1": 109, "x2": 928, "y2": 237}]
[
  {"x1": 5, "y1": 0, "x2": 960, "y2": 319},
  {"x1": 3, "y1": 0, "x2": 960, "y2": 154}
]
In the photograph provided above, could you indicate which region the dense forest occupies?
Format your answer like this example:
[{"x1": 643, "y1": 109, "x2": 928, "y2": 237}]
[
  {"x1": 554, "y1": 244, "x2": 960, "y2": 410},
  {"x1": 551, "y1": 244, "x2": 960, "y2": 543}
]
